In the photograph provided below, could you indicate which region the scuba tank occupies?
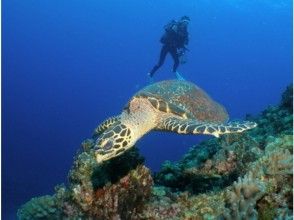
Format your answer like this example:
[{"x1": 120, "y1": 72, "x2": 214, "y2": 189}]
[{"x1": 160, "y1": 20, "x2": 177, "y2": 44}]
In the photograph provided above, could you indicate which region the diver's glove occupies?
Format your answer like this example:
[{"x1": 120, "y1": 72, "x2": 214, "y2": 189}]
[
  {"x1": 177, "y1": 47, "x2": 188, "y2": 64},
  {"x1": 177, "y1": 48, "x2": 186, "y2": 56}
]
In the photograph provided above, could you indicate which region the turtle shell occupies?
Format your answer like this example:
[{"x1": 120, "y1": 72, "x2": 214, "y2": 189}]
[{"x1": 135, "y1": 80, "x2": 229, "y2": 123}]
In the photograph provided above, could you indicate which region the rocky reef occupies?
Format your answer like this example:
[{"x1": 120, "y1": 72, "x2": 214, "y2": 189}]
[
  {"x1": 17, "y1": 145, "x2": 153, "y2": 219},
  {"x1": 18, "y1": 84, "x2": 293, "y2": 219}
]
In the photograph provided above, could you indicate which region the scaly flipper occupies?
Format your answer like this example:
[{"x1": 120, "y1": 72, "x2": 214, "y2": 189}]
[
  {"x1": 93, "y1": 116, "x2": 121, "y2": 137},
  {"x1": 157, "y1": 117, "x2": 257, "y2": 138}
]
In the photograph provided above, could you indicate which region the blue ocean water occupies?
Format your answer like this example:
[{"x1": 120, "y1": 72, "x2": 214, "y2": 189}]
[{"x1": 3, "y1": 0, "x2": 292, "y2": 219}]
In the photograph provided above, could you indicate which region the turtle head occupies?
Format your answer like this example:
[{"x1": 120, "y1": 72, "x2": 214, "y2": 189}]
[{"x1": 94, "y1": 123, "x2": 133, "y2": 163}]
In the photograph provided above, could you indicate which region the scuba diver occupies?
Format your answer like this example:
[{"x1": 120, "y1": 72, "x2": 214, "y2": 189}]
[{"x1": 148, "y1": 16, "x2": 190, "y2": 80}]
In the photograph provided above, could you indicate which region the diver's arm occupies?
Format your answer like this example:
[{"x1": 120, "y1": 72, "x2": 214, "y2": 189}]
[{"x1": 178, "y1": 35, "x2": 189, "y2": 50}]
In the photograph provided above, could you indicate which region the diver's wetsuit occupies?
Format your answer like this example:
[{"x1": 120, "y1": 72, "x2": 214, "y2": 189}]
[
  {"x1": 149, "y1": 45, "x2": 179, "y2": 77},
  {"x1": 149, "y1": 20, "x2": 189, "y2": 77}
]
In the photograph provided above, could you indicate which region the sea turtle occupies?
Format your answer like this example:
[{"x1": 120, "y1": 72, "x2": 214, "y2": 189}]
[{"x1": 94, "y1": 80, "x2": 256, "y2": 163}]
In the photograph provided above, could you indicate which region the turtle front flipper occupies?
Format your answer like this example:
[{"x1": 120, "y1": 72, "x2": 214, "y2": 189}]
[
  {"x1": 93, "y1": 116, "x2": 121, "y2": 137},
  {"x1": 157, "y1": 117, "x2": 257, "y2": 138}
]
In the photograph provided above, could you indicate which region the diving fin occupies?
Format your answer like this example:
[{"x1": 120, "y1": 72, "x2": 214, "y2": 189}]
[
  {"x1": 147, "y1": 72, "x2": 154, "y2": 84},
  {"x1": 175, "y1": 71, "x2": 186, "y2": 81}
]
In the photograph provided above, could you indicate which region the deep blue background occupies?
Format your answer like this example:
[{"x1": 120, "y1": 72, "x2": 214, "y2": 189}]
[{"x1": 3, "y1": 0, "x2": 292, "y2": 219}]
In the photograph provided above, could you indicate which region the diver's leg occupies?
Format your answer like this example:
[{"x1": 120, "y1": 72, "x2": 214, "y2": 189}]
[
  {"x1": 149, "y1": 45, "x2": 169, "y2": 77},
  {"x1": 170, "y1": 48, "x2": 180, "y2": 72},
  {"x1": 170, "y1": 48, "x2": 185, "y2": 80}
]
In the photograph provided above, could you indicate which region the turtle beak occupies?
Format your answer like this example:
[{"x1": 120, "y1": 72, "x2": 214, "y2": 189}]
[
  {"x1": 96, "y1": 153, "x2": 104, "y2": 164},
  {"x1": 95, "y1": 148, "x2": 115, "y2": 164}
]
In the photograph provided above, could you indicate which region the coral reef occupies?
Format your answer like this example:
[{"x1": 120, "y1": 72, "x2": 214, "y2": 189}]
[
  {"x1": 222, "y1": 172, "x2": 266, "y2": 220},
  {"x1": 150, "y1": 84, "x2": 293, "y2": 219},
  {"x1": 18, "y1": 84, "x2": 293, "y2": 219},
  {"x1": 18, "y1": 143, "x2": 152, "y2": 219},
  {"x1": 17, "y1": 195, "x2": 61, "y2": 220},
  {"x1": 139, "y1": 188, "x2": 226, "y2": 219},
  {"x1": 70, "y1": 164, "x2": 153, "y2": 219},
  {"x1": 280, "y1": 84, "x2": 293, "y2": 112}
]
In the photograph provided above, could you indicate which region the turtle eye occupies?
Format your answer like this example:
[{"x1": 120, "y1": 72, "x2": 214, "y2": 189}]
[
  {"x1": 95, "y1": 138, "x2": 112, "y2": 150},
  {"x1": 95, "y1": 137, "x2": 113, "y2": 150},
  {"x1": 104, "y1": 139, "x2": 113, "y2": 150}
]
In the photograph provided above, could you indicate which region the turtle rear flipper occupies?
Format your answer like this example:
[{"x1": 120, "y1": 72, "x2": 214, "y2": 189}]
[
  {"x1": 93, "y1": 116, "x2": 121, "y2": 137},
  {"x1": 157, "y1": 117, "x2": 257, "y2": 138}
]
